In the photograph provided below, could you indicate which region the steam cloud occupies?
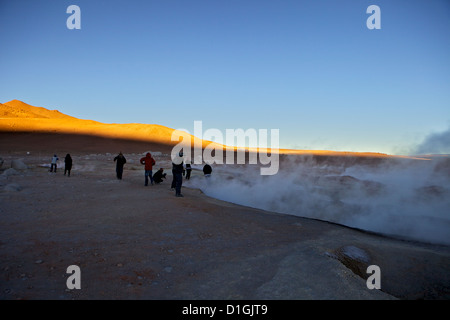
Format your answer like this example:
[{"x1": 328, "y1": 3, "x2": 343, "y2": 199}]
[
  {"x1": 186, "y1": 155, "x2": 450, "y2": 246},
  {"x1": 413, "y1": 127, "x2": 450, "y2": 155}
]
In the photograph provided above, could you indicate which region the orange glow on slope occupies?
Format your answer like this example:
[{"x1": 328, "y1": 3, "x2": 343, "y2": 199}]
[
  {"x1": 0, "y1": 100, "x2": 208, "y2": 147},
  {"x1": 0, "y1": 100, "x2": 428, "y2": 160}
]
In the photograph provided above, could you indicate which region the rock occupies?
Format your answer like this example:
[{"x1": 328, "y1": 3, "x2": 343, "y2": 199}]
[
  {"x1": 164, "y1": 266, "x2": 173, "y2": 273},
  {"x1": 331, "y1": 245, "x2": 371, "y2": 279},
  {"x1": 11, "y1": 159, "x2": 27, "y2": 170},
  {"x1": 4, "y1": 183, "x2": 22, "y2": 192},
  {"x1": 2, "y1": 168, "x2": 19, "y2": 176}
]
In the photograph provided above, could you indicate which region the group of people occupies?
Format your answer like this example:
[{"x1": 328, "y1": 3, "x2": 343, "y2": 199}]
[
  {"x1": 169, "y1": 152, "x2": 213, "y2": 197},
  {"x1": 49, "y1": 154, "x2": 72, "y2": 176},
  {"x1": 124, "y1": 151, "x2": 212, "y2": 198},
  {"x1": 50, "y1": 151, "x2": 211, "y2": 197}
]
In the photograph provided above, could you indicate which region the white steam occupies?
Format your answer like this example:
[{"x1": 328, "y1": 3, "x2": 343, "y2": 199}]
[
  {"x1": 186, "y1": 156, "x2": 450, "y2": 246},
  {"x1": 413, "y1": 126, "x2": 450, "y2": 155}
]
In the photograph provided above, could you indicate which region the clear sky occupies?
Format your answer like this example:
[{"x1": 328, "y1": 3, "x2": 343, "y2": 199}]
[{"x1": 1, "y1": 0, "x2": 449, "y2": 154}]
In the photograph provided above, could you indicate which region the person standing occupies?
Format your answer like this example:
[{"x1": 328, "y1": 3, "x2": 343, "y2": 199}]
[
  {"x1": 64, "y1": 154, "x2": 73, "y2": 177},
  {"x1": 50, "y1": 154, "x2": 59, "y2": 173},
  {"x1": 140, "y1": 152, "x2": 156, "y2": 186},
  {"x1": 171, "y1": 167, "x2": 176, "y2": 190},
  {"x1": 114, "y1": 152, "x2": 127, "y2": 180},
  {"x1": 172, "y1": 151, "x2": 184, "y2": 197},
  {"x1": 185, "y1": 161, "x2": 192, "y2": 180}
]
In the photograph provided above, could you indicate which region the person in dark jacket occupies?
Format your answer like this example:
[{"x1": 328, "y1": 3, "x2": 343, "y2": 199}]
[
  {"x1": 153, "y1": 168, "x2": 167, "y2": 184},
  {"x1": 114, "y1": 152, "x2": 127, "y2": 180},
  {"x1": 64, "y1": 154, "x2": 73, "y2": 177},
  {"x1": 185, "y1": 162, "x2": 192, "y2": 180},
  {"x1": 203, "y1": 163, "x2": 212, "y2": 176},
  {"x1": 172, "y1": 151, "x2": 184, "y2": 197},
  {"x1": 140, "y1": 152, "x2": 156, "y2": 186}
]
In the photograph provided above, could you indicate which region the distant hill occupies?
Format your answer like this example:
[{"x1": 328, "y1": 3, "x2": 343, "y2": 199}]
[
  {"x1": 0, "y1": 99, "x2": 426, "y2": 160},
  {"x1": 0, "y1": 100, "x2": 219, "y2": 150},
  {"x1": 0, "y1": 100, "x2": 77, "y2": 120}
]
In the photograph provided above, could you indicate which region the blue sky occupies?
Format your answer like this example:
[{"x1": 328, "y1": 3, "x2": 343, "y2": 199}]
[{"x1": 1, "y1": 0, "x2": 449, "y2": 154}]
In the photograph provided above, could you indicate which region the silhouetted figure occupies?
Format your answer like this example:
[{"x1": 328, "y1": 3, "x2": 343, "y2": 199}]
[
  {"x1": 185, "y1": 162, "x2": 192, "y2": 180},
  {"x1": 64, "y1": 154, "x2": 72, "y2": 177},
  {"x1": 172, "y1": 151, "x2": 184, "y2": 197},
  {"x1": 171, "y1": 168, "x2": 176, "y2": 189},
  {"x1": 49, "y1": 154, "x2": 59, "y2": 173},
  {"x1": 153, "y1": 168, "x2": 167, "y2": 184},
  {"x1": 114, "y1": 152, "x2": 127, "y2": 180},
  {"x1": 140, "y1": 152, "x2": 156, "y2": 186},
  {"x1": 203, "y1": 163, "x2": 212, "y2": 177}
]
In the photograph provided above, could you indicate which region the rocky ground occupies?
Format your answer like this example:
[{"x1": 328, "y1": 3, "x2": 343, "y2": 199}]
[{"x1": 1, "y1": 151, "x2": 449, "y2": 301}]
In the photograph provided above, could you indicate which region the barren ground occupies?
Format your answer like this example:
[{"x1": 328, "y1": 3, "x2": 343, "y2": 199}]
[{"x1": 1, "y1": 133, "x2": 449, "y2": 300}]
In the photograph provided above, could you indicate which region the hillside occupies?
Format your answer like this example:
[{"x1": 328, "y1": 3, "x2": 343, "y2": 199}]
[
  {"x1": 0, "y1": 100, "x2": 426, "y2": 160},
  {"x1": 0, "y1": 100, "x2": 77, "y2": 120},
  {"x1": 0, "y1": 100, "x2": 186, "y2": 146}
]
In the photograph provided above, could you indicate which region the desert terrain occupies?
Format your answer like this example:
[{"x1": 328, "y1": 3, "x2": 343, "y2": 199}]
[{"x1": 1, "y1": 101, "x2": 450, "y2": 300}]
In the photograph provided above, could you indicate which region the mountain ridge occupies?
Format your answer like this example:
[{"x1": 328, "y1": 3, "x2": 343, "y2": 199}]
[
  {"x1": 0, "y1": 100, "x2": 222, "y2": 150},
  {"x1": 0, "y1": 99, "x2": 427, "y2": 159},
  {"x1": 1, "y1": 99, "x2": 78, "y2": 120}
]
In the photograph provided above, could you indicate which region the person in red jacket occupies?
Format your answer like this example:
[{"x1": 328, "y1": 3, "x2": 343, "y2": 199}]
[{"x1": 140, "y1": 152, "x2": 156, "y2": 186}]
